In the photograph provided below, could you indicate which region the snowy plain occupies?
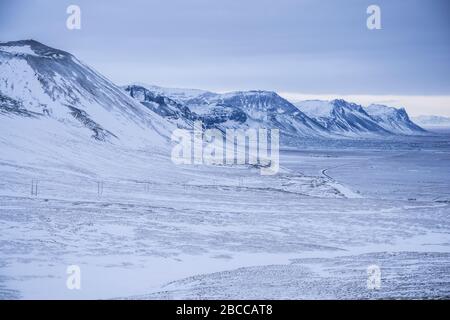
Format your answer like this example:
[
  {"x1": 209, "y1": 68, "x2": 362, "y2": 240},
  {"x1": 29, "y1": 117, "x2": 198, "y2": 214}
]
[
  {"x1": 0, "y1": 40, "x2": 448, "y2": 299},
  {"x1": 0, "y1": 119, "x2": 449, "y2": 299}
]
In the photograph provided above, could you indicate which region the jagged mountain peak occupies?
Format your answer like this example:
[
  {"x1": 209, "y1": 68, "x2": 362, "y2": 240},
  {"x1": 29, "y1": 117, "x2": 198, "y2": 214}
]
[
  {"x1": 365, "y1": 103, "x2": 426, "y2": 134},
  {"x1": 366, "y1": 103, "x2": 408, "y2": 118},
  {"x1": 296, "y1": 99, "x2": 426, "y2": 136},
  {"x1": 331, "y1": 99, "x2": 370, "y2": 115},
  {"x1": 296, "y1": 99, "x2": 393, "y2": 136}
]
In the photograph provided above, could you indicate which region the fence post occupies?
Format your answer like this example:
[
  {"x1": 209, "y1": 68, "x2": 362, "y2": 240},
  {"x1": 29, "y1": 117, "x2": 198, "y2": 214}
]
[
  {"x1": 97, "y1": 181, "x2": 104, "y2": 196},
  {"x1": 31, "y1": 179, "x2": 38, "y2": 196}
]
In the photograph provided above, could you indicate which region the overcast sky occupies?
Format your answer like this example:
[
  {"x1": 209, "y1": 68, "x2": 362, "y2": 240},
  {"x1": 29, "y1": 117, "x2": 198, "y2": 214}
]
[{"x1": 1, "y1": 0, "x2": 450, "y2": 115}]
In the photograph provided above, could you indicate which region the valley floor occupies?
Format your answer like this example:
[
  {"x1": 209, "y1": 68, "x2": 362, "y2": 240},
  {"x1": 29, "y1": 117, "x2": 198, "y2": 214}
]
[{"x1": 0, "y1": 136, "x2": 449, "y2": 299}]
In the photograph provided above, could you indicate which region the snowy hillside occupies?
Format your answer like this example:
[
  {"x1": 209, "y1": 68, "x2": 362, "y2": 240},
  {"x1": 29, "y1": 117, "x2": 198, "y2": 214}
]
[{"x1": 0, "y1": 40, "x2": 173, "y2": 147}]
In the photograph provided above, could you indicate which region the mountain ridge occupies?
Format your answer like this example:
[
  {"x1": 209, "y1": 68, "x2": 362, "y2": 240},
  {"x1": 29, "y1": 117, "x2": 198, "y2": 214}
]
[{"x1": 0, "y1": 39, "x2": 430, "y2": 145}]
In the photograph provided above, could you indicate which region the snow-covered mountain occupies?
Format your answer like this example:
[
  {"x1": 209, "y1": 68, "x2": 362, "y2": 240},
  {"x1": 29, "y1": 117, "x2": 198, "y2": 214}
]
[
  {"x1": 1, "y1": 39, "x2": 429, "y2": 147},
  {"x1": 364, "y1": 104, "x2": 426, "y2": 135},
  {"x1": 0, "y1": 40, "x2": 173, "y2": 146},
  {"x1": 295, "y1": 99, "x2": 426, "y2": 136},
  {"x1": 127, "y1": 84, "x2": 330, "y2": 138},
  {"x1": 127, "y1": 83, "x2": 429, "y2": 138},
  {"x1": 412, "y1": 115, "x2": 450, "y2": 128},
  {"x1": 295, "y1": 99, "x2": 391, "y2": 136}
]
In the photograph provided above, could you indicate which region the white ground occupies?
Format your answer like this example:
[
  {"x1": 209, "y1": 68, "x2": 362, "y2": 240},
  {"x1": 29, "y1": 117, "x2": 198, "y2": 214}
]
[{"x1": 0, "y1": 130, "x2": 449, "y2": 299}]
